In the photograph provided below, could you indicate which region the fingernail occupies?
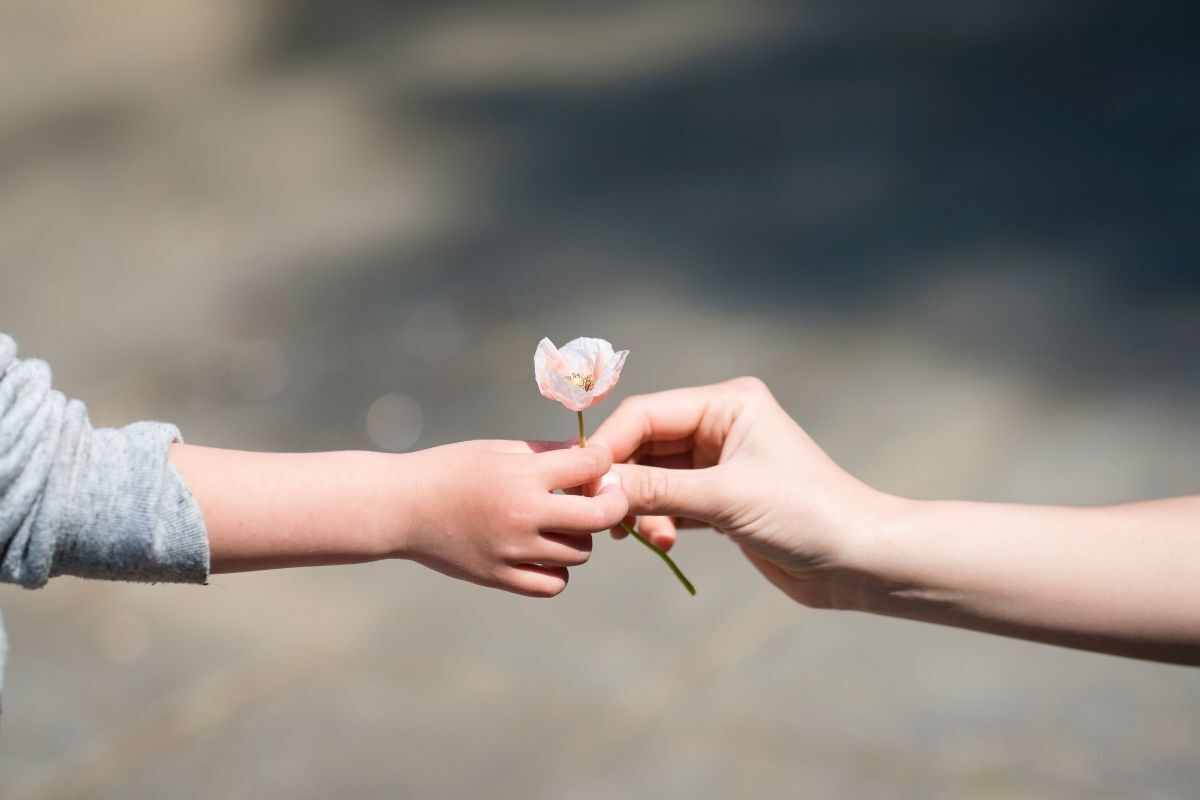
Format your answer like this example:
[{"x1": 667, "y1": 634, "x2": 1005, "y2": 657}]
[{"x1": 599, "y1": 470, "x2": 620, "y2": 491}]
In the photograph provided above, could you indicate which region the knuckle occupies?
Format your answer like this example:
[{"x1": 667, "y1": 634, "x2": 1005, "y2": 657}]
[
  {"x1": 650, "y1": 472, "x2": 674, "y2": 508},
  {"x1": 615, "y1": 395, "x2": 649, "y2": 424},
  {"x1": 732, "y1": 375, "x2": 768, "y2": 395},
  {"x1": 496, "y1": 538, "x2": 524, "y2": 563},
  {"x1": 501, "y1": 503, "x2": 535, "y2": 532},
  {"x1": 616, "y1": 395, "x2": 641, "y2": 413},
  {"x1": 630, "y1": 468, "x2": 673, "y2": 510}
]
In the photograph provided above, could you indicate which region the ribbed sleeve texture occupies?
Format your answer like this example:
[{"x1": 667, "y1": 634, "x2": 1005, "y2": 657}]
[
  {"x1": 0, "y1": 333, "x2": 210, "y2": 701},
  {"x1": 0, "y1": 334, "x2": 209, "y2": 587}
]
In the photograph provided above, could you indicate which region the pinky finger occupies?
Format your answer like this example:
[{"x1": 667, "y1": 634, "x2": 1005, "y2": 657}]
[{"x1": 508, "y1": 564, "x2": 570, "y2": 598}]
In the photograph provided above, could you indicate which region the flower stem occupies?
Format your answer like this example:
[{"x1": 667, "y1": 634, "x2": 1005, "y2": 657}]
[
  {"x1": 618, "y1": 520, "x2": 697, "y2": 596},
  {"x1": 577, "y1": 410, "x2": 696, "y2": 596}
]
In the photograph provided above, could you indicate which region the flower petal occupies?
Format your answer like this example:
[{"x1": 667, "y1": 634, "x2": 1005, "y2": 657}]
[
  {"x1": 534, "y1": 338, "x2": 567, "y2": 399},
  {"x1": 591, "y1": 348, "x2": 628, "y2": 400},
  {"x1": 559, "y1": 337, "x2": 612, "y2": 376},
  {"x1": 533, "y1": 336, "x2": 627, "y2": 411}
]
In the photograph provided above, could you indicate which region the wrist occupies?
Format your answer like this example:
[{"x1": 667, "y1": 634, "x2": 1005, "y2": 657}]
[
  {"x1": 362, "y1": 449, "x2": 427, "y2": 562},
  {"x1": 828, "y1": 487, "x2": 924, "y2": 613}
]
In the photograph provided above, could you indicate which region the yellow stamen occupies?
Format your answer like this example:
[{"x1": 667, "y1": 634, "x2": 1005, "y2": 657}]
[{"x1": 566, "y1": 372, "x2": 595, "y2": 391}]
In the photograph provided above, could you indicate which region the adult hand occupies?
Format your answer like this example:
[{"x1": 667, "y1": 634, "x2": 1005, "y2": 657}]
[
  {"x1": 593, "y1": 379, "x2": 1200, "y2": 665},
  {"x1": 591, "y1": 377, "x2": 892, "y2": 608}
]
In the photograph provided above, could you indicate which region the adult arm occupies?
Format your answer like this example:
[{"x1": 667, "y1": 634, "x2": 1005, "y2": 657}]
[
  {"x1": 592, "y1": 378, "x2": 1200, "y2": 665},
  {"x1": 856, "y1": 494, "x2": 1200, "y2": 664}
]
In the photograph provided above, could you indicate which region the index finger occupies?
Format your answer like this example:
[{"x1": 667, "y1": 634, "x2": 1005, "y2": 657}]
[
  {"x1": 533, "y1": 441, "x2": 613, "y2": 490},
  {"x1": 590, "y1": 384, "x2": 721, "y2": 463}
]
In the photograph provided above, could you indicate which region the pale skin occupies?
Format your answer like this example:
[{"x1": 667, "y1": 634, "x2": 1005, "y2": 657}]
[
  {"x1": 590, "y1": 377, "x2": 1200, "y2": 666},
  {"x1": 169, "y1": 439, "x2": 628, "y2": 598}
]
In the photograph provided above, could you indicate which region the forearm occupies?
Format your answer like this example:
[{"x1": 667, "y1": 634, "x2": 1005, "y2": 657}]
[
  {"x1": 170, "y1": 444, "x2": 411, "y2": 573},
  {"x1": 847, "y1": 495, "x2": 1200, "y2": 665}
]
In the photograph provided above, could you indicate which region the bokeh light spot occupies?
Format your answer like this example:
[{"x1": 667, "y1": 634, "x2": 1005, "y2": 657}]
[{"x1": 366, "y1": 392, "x2": 424, "y2": 451}]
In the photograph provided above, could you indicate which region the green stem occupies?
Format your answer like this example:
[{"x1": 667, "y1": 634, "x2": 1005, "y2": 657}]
[
  {"x1": 577, "y1": 409, "x2": 696, "y2": 596},
  {"x1": 618, "y1": 520, "x2": 697, "y2": 596}
]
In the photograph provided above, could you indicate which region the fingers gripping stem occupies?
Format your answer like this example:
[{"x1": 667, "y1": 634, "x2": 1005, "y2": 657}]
[{"x1": 580, "y1": 410, "x2": 696, "y2": 596}]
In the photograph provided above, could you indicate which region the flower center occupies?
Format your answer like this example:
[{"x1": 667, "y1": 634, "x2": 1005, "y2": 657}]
[{"x1": 566, "y1": 372, "x2": 595, "y2": 391}]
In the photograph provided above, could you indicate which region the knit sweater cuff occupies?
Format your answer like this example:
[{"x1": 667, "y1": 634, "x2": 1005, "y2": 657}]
[
  {"x1": 156, "y1": 459, "x2": 211, "y2": 584},
  {"x1": 50, "y1": 421, "x2": 210, "y2": 585}
]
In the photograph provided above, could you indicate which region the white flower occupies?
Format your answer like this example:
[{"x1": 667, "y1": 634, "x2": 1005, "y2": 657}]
[{"x1": 533, "y1": 337, "x2": 629, "y2": 412}]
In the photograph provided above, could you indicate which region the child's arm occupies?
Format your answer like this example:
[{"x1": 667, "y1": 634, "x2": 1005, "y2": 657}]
[
  {"x1": 172, "y1": 439, "x2": 625, "y2": 597},
  {"x1": 0, "y1": 332, "x2": 623, "y2": 598}
]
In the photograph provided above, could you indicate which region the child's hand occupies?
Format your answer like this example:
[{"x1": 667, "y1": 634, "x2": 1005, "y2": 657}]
[{"x1": 400, "y1": 440, "x2": 628, "y2": 597}]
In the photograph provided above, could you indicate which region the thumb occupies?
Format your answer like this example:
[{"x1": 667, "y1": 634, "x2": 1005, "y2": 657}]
[{"x1": 609, "y1": 463, "x2": 725, "y2": 524}]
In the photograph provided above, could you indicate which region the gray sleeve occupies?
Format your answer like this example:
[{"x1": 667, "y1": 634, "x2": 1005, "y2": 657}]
[{"x1": 0, "y1": 334, "x2": 209, "y2": 588}]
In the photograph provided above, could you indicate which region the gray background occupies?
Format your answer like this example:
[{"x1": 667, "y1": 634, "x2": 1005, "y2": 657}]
[{"x1": 1, "y1": 1, "x2": 1197, "y2": 797}]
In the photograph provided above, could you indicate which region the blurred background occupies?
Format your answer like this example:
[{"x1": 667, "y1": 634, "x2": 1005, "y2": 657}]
[{"x1": 1, "y1": 1, "x2": 1198, "y2": 797}]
